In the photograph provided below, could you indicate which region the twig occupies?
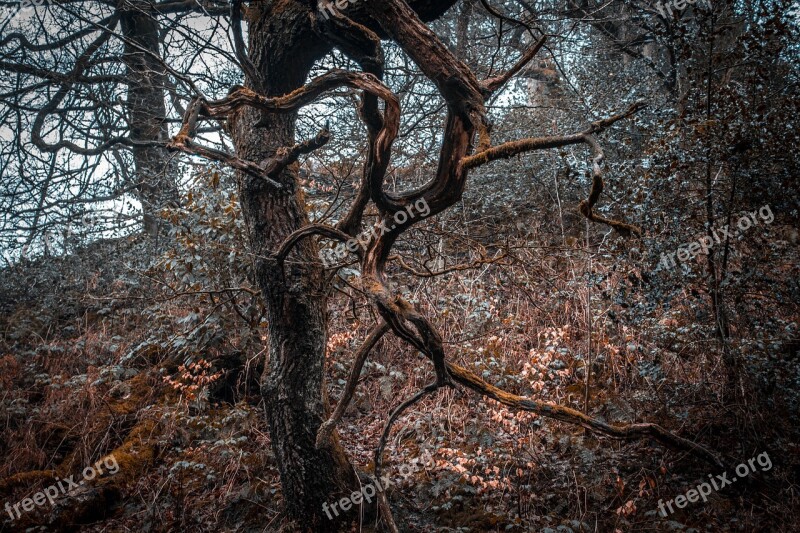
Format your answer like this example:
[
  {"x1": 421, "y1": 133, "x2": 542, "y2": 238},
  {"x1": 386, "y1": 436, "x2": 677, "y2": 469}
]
[{"x1": 373, "y1": 382, "x2": 441, "y2": 533}]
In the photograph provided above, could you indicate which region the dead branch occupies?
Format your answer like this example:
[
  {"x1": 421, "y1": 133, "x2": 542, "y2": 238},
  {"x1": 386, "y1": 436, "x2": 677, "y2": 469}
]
[
  {"x1": 578, "y1": 133, "x2": 642, "y2": 236},
  {"x1": 390, "y1": 250, "x2": 510, "y2": 278},
  {"x1": 460, "y1": 100, "x2": 647, "y2": 171},
  {"x1": 373, "y1": 382, "x2": 440, "y2": 533},
  {"x1": 260, "y1": 123, "x2": 332, "y2": 177},
  {"x1": 445, "y1": 361, "x2": 728, "y2": 470}
]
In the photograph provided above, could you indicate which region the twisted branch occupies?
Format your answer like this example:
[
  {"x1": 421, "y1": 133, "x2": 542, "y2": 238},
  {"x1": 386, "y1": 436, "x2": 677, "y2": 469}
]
[
  {"x1": 169, "y1": 70, "x2": 401, "y2": 198},
  {"x1": 578, "y1": 133, "x2": 642, "y2": 237}
]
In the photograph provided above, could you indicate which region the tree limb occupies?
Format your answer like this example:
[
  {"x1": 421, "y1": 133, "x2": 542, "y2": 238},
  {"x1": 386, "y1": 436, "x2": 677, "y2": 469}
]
[
  {"x1": 445, "y1": 360, "x2": 728, "y2": 469},
  {"x1": 461, "y1": 100, "x2": 647, "y2": 170},
  {"x1": 316, "y1": 321, "x2": 390, "y2": 449},
  {"x1": 481, "y1": 36, "x2": 547, "y2": 94}
]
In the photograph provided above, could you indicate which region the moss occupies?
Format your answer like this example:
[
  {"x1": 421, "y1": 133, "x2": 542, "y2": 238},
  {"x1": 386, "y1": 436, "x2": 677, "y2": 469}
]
[
  {"x1": 109, "y1": 372, "x2": 158, "y2": 415},
  {"x1": 99, "y1": 418, "x2": 159, "y2": 486},
  {"x1": 0, "y1": 470, "x2": 56, "y2": 495},
  {"x1": 53, "y1": 372, "x2": 160, "y2": 476}
]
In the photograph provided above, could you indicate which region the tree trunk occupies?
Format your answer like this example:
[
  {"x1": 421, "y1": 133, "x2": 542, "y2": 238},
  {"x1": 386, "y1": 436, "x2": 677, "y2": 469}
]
[
  {"x1": 227, "y1": 2, "x2": 461, "y2": 528},
  {"x1": 228, "y1": 3, "x2": 357, "y2": 530},
  {"x1": 120, "y1": 1, "x2": 178, "y2": 238}
]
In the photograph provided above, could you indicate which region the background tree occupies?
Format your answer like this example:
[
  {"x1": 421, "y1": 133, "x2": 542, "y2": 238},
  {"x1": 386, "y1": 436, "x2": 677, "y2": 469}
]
[{"x1": 0, "y1": 0, "x2": 232, "y2": 251}]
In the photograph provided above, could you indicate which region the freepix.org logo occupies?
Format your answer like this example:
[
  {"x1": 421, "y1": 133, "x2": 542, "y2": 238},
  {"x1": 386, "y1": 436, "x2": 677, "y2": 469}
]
[
  {"x1": 655, "y1": 0, "x2": 711, "y2": 19},
  {"x1": 657, "y1": 205, "x2": 774, "y2": 271},
  {"x1": 4, "y1": 455, "x2": 120, "y2": 522},
  {"x1": 1, "y1": 0, "x2": 45, "y2": 23},
  {"x1": 318, "y1": 0, "x2": 361, "y2": 20},
  {"x1": 319, "y1": 198, "x2": 431, "y2": 268}
]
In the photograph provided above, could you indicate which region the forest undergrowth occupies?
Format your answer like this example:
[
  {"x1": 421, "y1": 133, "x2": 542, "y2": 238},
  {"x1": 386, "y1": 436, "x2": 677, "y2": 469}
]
[{"x1": 1, "y1": 181, "x2": 797, "y2": 532}]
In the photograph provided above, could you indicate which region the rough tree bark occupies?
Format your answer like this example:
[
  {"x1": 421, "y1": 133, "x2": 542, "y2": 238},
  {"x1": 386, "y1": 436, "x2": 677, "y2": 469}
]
[
  {"x1": 217, "y1": 2, "x2": 460, "y2": 529},
  {"x1": 227, "y1": 3, "x2": 355, "y2": 530}
]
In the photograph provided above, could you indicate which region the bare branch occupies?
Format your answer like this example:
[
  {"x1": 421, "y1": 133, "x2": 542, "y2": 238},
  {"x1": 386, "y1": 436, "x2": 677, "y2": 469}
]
[
  {"x1": 373, "y1": 381, "x2": 440, "y2": 533},
  {"x1": 230, "y1": 0, "x2": 264, "y2": 92},
  {"x1": 577, "y1": 133, "x2": 642, "y2": 236},
  {"x1": 274, "y1": 223, "x2": 351, "y2": 264},
  {"x1": 445, "y1": 361, "x2": 728, "y2": 470},
  {"x1": 167, "y1": 136, "x2": 283, "y2": 189},
  {"x1": 315, "y1": 321, "x2": 390, "y2": 449},
  {"x1": 481, "y1": 36, "x2": 547, "y2": 94},
  {"x1": 461, "y1": 100, "x2": 647, "y2": 170},
  {"x1": 260, "y1": 123, "x2": 331, "y2": 177},
  {"x1": 391, "y1": 250, "x2": 510, "y2": 278}
]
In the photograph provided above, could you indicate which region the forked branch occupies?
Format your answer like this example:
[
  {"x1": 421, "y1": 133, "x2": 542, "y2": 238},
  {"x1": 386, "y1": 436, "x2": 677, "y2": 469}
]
[
  {"x1": 328, "y1": 5, "x2": 724, "y2": 526},
  {"x1": 169, "y1": 70, "x2": 401, "y2": 201}
]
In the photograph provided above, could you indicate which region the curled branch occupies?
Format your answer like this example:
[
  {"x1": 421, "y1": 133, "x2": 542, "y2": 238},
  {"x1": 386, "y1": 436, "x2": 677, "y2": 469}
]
[
  {"x1": 578, "y1": 133, "x2": 642, "y2": 237},
  {"x1": 275, "y1": 223, "x2": 351, "y2": 264},
  {"x1": 170, "y1": 69, "x2": 401, "y2": 207},
  {"x1": 312, "y1": 13, "x2": 388, "y2": 234}
]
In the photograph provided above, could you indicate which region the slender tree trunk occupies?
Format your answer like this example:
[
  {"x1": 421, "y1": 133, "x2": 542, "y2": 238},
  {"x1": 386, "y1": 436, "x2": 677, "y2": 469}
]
[
  {"x1": 701, "y1": 30, "x2": 736, "y2": 399},
  {"x1": 120, "y1": 1, "x2": 178, "y2": 238},
  {"x1": 228, "y1": 3, "x2": 357, "y2": 530}
]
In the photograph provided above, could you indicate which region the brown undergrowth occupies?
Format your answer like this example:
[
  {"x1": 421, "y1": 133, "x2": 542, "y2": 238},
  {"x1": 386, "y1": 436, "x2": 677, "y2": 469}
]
[{"x1": 0, "y1": 206, "x2": 798, "y2": 531}]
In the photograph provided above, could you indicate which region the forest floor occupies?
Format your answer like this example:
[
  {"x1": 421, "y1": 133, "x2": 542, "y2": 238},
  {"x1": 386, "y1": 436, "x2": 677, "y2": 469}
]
[{"x1": 0, "y1": 219, "x2": 798, "y2": 532}]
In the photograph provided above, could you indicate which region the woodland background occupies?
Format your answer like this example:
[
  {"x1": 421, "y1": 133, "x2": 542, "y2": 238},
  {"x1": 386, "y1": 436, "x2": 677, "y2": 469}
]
[{"x1": 0, "y1": 0, "x2": 799, "y2": 531}]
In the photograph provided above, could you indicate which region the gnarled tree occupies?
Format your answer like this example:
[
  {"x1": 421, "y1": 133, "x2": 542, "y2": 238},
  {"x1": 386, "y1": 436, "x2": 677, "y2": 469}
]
[{"x1": 169, "y1": 1, "x2": 729, "y2": 530}]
